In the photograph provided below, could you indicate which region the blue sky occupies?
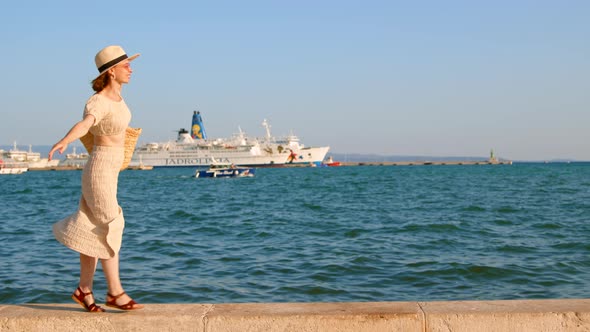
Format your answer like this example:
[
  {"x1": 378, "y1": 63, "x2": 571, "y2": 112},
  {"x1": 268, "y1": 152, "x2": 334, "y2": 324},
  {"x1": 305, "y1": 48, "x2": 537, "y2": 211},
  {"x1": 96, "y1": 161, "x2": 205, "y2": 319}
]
[{"x1": 1, "y1": 1, "x2": 588, "y2": 161}]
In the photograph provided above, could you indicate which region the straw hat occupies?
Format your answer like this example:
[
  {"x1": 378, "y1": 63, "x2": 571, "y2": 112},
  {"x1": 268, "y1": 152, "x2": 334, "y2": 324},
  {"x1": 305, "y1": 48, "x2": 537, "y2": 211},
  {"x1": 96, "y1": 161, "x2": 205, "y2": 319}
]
[{"x1": 94, "y1": 45, "x2": 140, "y2": 79}]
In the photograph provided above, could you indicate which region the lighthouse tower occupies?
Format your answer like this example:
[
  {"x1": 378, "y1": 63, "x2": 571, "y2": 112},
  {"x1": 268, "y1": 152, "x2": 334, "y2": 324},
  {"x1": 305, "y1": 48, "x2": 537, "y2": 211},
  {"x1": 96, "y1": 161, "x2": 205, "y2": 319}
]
[{"x1": 489, "y1": 149, "x2": 498, "y2": 164}]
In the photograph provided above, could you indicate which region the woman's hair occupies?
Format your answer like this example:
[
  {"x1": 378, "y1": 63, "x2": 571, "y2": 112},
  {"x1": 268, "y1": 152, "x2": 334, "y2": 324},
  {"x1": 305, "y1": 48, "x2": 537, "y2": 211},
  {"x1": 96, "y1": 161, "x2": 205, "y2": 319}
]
[{"x1": 91, "y1": 73, "x2": 111, "y2": 92}]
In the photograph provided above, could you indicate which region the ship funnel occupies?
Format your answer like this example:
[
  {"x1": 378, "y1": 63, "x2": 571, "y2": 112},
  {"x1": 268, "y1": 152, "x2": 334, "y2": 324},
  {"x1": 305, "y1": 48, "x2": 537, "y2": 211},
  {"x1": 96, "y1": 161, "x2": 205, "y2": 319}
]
[{"x1": 191, "y1": 111, "x2": 207, "y2": 139}]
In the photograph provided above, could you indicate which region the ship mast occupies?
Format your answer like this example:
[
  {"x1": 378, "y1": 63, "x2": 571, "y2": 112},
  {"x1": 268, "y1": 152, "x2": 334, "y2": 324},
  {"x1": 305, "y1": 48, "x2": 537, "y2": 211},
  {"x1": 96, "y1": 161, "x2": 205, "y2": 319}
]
[{"x1": 262, "y1": 119, "x2": 272, "y2": 140}]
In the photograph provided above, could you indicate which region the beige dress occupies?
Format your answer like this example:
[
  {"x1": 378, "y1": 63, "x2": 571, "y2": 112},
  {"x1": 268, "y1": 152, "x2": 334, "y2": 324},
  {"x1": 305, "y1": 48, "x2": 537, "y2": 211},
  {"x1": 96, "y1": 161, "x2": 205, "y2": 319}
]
[{"x1": 53, "y1": 94, "x2": 132, "y2": 259}]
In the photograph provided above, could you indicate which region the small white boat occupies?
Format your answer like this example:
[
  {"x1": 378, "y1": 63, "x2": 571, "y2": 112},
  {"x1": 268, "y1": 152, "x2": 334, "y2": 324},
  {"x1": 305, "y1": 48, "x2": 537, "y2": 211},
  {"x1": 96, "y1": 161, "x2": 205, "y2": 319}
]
[
  {"x1": 195, "y1": 162, "x2": 255, "y2": 178},
  {"x1": 0, "y1": 159, "x2": 28, "y2": 174}
]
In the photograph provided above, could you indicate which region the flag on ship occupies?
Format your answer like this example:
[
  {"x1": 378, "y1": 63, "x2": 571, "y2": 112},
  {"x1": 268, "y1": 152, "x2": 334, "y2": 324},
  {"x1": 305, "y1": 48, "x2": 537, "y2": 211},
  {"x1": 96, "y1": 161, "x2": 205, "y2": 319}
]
[{"x1": 191, "y1": 111, "x2": 207, "y2": 139}]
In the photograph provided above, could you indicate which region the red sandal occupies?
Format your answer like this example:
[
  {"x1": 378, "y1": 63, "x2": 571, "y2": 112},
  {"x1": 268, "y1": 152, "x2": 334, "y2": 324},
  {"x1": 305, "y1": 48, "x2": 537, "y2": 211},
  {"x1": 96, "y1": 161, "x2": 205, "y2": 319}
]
[
  {"x1": 71, "y1": 287, "x2": 105, "y2": 312},
  {"x1": 105, "y1": 291, "x2": 144, "y2": 310}
]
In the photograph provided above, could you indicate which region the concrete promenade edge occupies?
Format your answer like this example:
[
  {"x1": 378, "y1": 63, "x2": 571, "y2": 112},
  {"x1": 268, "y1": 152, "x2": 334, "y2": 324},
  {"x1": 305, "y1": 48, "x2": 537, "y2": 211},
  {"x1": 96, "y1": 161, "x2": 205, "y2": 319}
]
[{"x1": 1, "y1": 299, "x2": 590, "y2": 331}]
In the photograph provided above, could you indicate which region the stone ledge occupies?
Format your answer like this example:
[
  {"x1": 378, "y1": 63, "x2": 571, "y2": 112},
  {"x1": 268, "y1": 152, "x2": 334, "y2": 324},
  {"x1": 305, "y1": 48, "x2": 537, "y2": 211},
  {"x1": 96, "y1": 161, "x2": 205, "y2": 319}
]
[
  {"x1": 1, "y1": 299, "x2": 589, "y2": 332},
  {"x1": 420, "y1": 299, "x2": 590, "y2": 332}
]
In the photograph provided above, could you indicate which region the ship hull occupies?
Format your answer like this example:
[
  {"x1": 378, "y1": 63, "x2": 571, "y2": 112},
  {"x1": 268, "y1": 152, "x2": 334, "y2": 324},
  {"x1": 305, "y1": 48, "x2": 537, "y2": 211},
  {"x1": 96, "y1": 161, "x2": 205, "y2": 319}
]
[
  {"x1": 131, "y1": 145, "x2": 329, "y2": 168},
  {"x1": 0, "y1": 166, "x2": 28, "y2": 174},
  {"x1": 131, "y1": 147, "x2": 289, "y2": 168},
  {"x1": 284, "y1": 146, "x2": 330, "y2": 166}
]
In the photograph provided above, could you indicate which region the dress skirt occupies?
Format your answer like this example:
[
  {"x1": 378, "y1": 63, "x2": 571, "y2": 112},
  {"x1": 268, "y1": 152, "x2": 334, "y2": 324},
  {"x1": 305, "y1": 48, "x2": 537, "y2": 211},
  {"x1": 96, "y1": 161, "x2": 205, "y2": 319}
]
[{"x1": 53, "y1": 145, "x2": 125, "y2": 259}]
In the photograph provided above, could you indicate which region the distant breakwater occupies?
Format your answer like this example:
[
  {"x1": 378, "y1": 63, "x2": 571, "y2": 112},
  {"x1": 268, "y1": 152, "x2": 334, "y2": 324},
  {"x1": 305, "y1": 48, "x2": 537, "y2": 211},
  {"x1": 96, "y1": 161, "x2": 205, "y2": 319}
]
[{"x1": 339, "y1": 160, "x2": 512, "y2": 166}]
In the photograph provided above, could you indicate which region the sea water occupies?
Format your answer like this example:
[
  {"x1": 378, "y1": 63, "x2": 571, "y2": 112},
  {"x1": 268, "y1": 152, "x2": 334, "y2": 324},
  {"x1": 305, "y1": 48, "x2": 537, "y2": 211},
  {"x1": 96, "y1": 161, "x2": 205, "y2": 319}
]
[{"x1": 1, "y1": 163, "x2": 589, "y2": 304}]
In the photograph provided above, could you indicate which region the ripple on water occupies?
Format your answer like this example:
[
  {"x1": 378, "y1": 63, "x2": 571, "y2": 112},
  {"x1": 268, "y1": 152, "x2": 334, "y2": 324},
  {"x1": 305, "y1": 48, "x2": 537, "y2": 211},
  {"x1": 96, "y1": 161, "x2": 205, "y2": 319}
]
[{"x1": 495, "y1": 206, "x2": 520, "y2": 213}]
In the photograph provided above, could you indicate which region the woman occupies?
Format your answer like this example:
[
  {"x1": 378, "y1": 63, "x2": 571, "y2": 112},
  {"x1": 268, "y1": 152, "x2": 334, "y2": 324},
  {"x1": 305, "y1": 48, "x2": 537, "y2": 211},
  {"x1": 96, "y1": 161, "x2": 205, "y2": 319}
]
[{"x1": 49, "y1": 45, "x2": 143, "y2": 312}]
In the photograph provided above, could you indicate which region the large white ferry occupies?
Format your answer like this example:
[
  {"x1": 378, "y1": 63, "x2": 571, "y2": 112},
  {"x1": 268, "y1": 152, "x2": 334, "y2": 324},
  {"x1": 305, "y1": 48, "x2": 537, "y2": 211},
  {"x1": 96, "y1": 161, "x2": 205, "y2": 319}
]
[
  {"x1": 130, "y1": 111, "x2": 330, "y2": 168},
  {"x1": 1, "y1": 142, "x2": 59, "y2": 169}
]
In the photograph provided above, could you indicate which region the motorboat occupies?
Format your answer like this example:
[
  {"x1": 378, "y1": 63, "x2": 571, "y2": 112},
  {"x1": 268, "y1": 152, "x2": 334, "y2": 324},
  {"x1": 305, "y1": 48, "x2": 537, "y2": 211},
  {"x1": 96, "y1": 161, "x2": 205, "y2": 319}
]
[
  {"x1": 322, "y1": 156, "x2": 341, "y2": 167},
  {"x1": 195, "y1": 163, "x2": 255, "y2": 178}
]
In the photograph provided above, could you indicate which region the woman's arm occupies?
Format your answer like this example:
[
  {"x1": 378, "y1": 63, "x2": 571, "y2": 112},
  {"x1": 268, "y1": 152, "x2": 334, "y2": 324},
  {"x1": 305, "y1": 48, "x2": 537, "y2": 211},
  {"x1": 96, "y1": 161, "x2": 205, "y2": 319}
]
[{"x1": 48, "y1": 115, "x2": 96, "y2": 161}]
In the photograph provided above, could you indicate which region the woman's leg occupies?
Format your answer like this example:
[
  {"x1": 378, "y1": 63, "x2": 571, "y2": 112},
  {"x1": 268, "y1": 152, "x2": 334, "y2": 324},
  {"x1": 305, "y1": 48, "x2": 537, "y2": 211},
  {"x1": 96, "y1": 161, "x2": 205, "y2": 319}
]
[
  {"x1": 101, "y1": 253, "x2": 123, "y2": 295},
  {"x1": 79, "y1": 253, "x2": 98, "y2": 289},
  {"x1": 74, "y1": 253, "x2": 99, "y2": 307},
  {"x1": 101, "y1": 254, "x2": 143, "y2": 309}
]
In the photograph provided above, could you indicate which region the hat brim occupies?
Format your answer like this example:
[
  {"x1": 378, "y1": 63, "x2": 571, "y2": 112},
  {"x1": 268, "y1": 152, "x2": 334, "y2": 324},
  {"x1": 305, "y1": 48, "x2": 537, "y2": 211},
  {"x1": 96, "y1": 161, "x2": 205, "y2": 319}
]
[{"x1": 94, "y1": 53, "x2": 140, "y2": 80}]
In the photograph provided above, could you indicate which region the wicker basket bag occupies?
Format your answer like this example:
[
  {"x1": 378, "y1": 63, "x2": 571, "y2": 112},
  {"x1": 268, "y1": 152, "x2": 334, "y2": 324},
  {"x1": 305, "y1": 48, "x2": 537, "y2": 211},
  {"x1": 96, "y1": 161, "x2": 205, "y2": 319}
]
[{"x1": 79, "y1": 127, "x2": 142, "y2": 170}]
